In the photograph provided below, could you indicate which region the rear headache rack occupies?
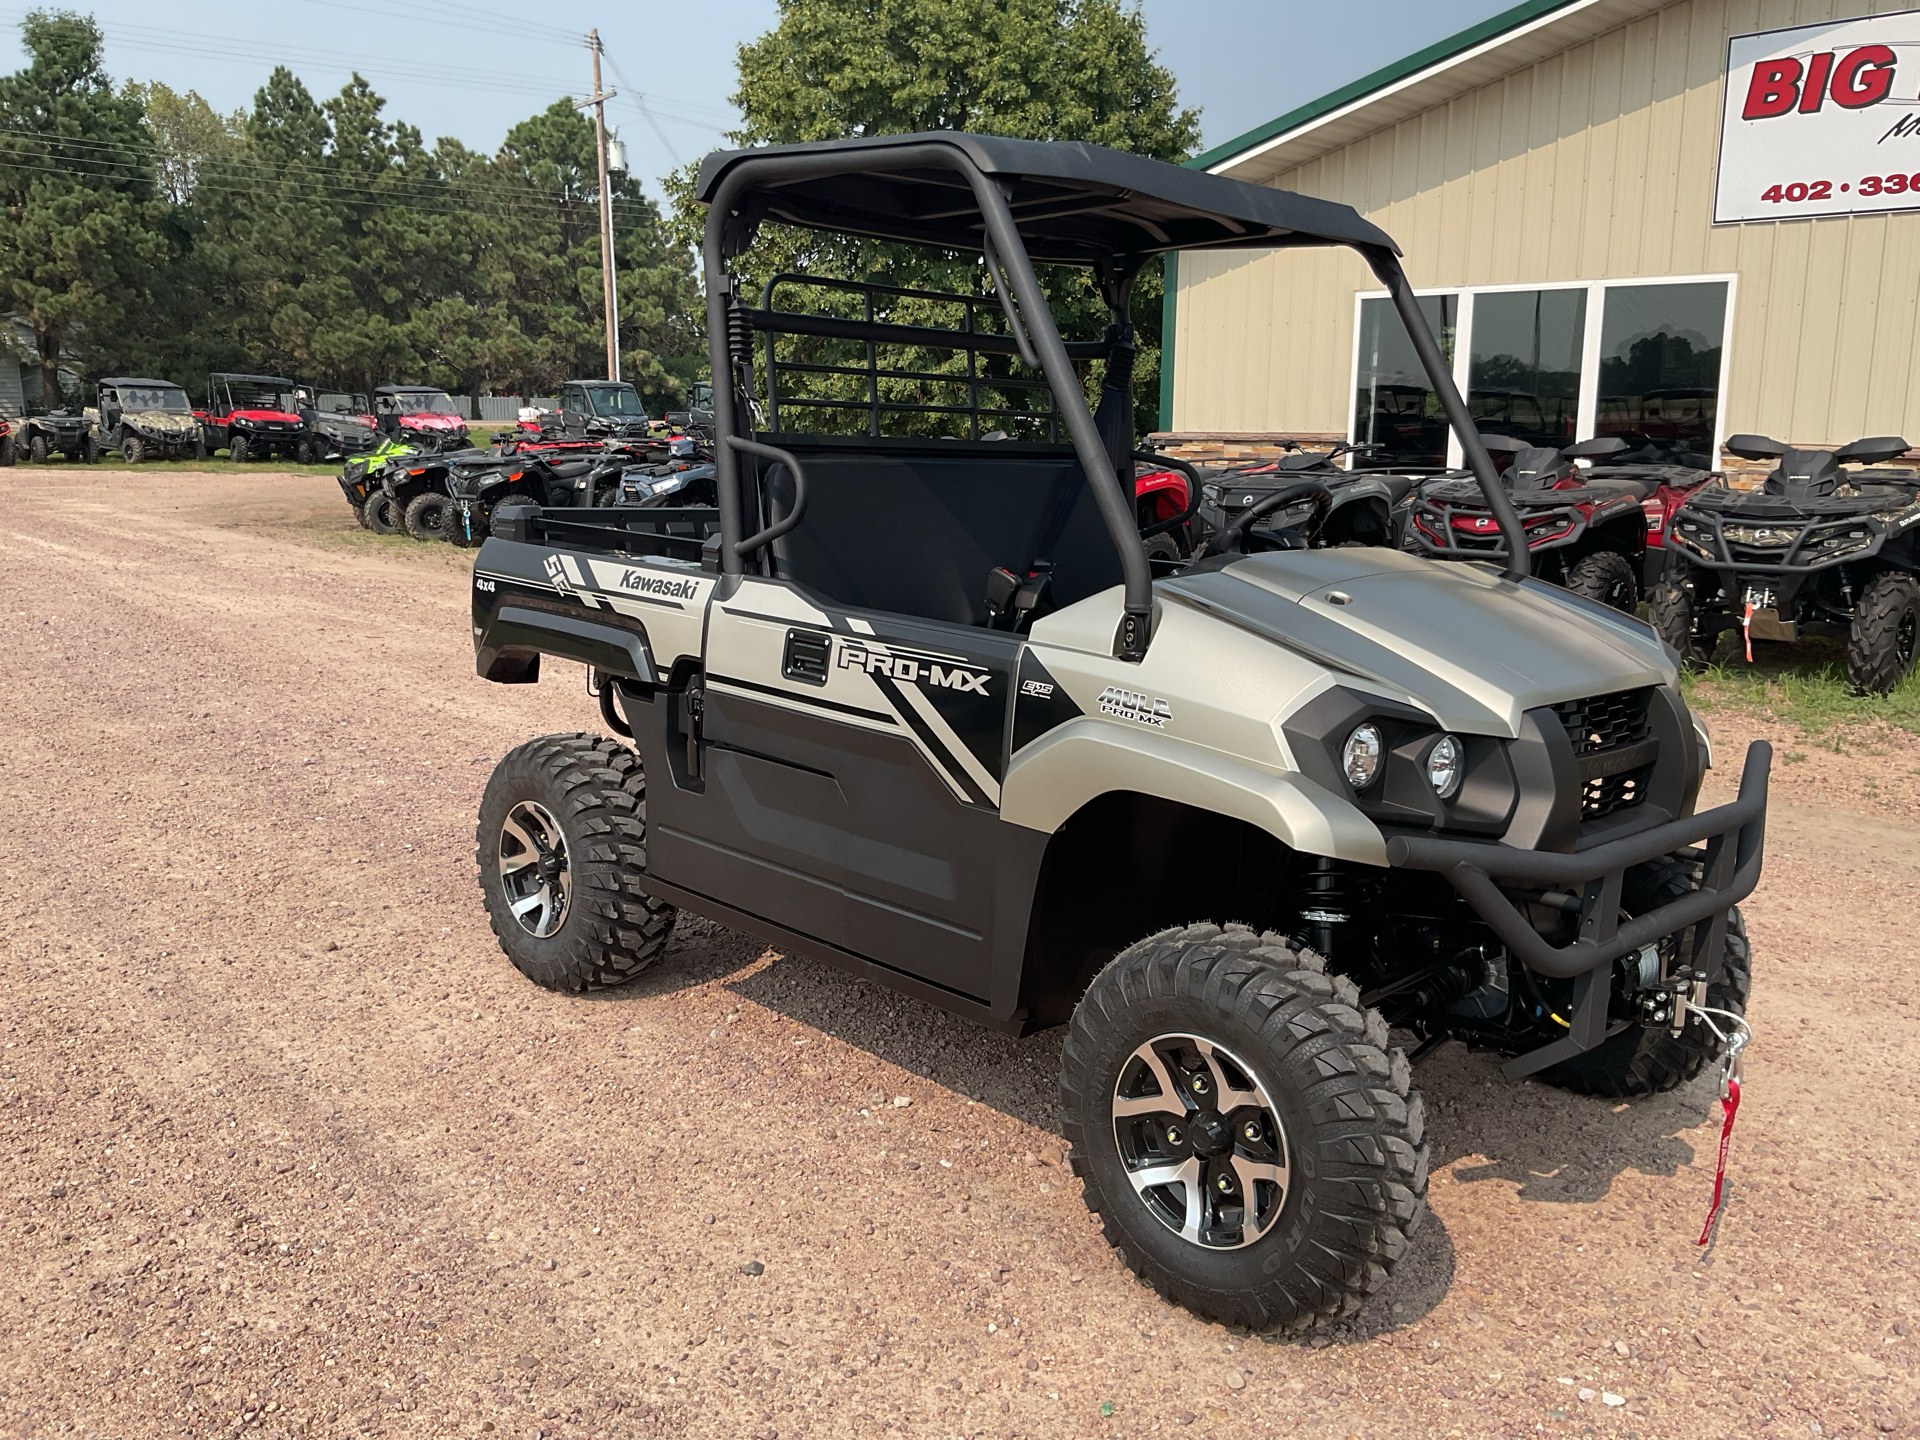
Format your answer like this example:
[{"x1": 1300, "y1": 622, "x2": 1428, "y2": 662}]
[{"x1": 748, "y1": 273, "x2": 1111, "y2": 442}]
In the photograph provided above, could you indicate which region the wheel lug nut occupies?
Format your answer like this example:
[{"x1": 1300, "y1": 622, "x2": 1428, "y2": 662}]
[
  {"x1": 1214, "y1": 1174, "x2": 1235, "y2": 1194},
  {"x1": 1165, "y1": 1124, "x2": 1183, "y2": 1146},
  {"x1": 1190, "y1": 1075, "x2": 1210, "y2": 1096},
  {"x1": 1241, "y1": 1121, "x2": 1261, "y2": 1143}
]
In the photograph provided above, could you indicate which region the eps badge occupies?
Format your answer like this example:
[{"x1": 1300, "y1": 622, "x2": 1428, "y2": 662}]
[{"x1": 1098, "y1": 685, "x2": 1172, "y2": 728}]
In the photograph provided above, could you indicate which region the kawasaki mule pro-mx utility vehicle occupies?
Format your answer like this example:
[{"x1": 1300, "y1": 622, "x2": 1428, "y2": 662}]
[
  {"x1": 465, "y1": 134, "x2": 1769, "y2": 1332},
  {"x1": 1653, "y1": 434, "x2": 1920, "y2": 694}
]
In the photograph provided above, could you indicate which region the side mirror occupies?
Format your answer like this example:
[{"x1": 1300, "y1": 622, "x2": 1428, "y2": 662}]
[
  {"x1": 1564, "y1": 435, "x2": 1629, "y2": 459},
  {"x1": 1833, "y1": 435, "x2": 1911, "y2": 466},
  {"x1": 1724, "y1": 433, "x2": 1788, "y2": 461}
]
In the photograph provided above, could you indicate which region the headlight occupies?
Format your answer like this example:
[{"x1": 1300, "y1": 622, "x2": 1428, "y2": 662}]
[
  {"x1": 1342, "y1": 724, "x2": 1383, "y2": 790},
  {"x1": 1722, "y1": 525, "x2": 1795, "y2": 547},
  {"x1": 1426, "y1": 734, "x2": 1463, "y2": 799}
]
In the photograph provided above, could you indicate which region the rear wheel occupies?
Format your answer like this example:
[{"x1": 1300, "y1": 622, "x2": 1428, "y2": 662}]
[
  {"x1": 1061, "y1": 923, "x2": 1426, "y2": 1332},
  {"x1": 1649, "y1": 574, "x2": 1715, "y2": 669},
  {"x1": 121, "y1": 435, "x2": 145, "y2": 466},
  {"x1": 1564, "y1": 549, "x2": 1637, "y2": 613},
  {"x1": 1848, "y1": 571, "x2": 1919, "y2": 695},
  {"x1": 476, "y1": 734, "x2": 677, "y2": 993},
  {"x1": 1537, "y1": 859, "x2": 1751, "y2": 1098},
  {"x1": 403, "y1": 491, "x2": 453, "y2": 541},
  {"x1": 363, "y1": 491, "x2": 403, "y2": 535}
]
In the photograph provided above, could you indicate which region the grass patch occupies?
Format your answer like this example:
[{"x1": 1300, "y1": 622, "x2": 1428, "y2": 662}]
[
  {"x1": 13, "y1": 456, "x2": 339, "y2": 475},
  {"x1": 1682, "y1": 633, "x2": 1920, "y2": 736}
]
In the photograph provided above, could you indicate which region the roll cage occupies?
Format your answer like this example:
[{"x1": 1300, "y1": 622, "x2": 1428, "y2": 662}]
[{"x1": 693, "y1": 132, "x2": 1528, "y2": 661}]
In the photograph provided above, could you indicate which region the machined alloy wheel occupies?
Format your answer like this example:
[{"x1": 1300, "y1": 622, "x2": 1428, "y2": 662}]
[
  {"x1": 476, "y1": 733, "x2": 677, "y2": 992},
  {"x1": 497, "y1": 799, "x2": 570, "y2": 937},
  {"x1": 1062, "y1": 923, "x2": 1426, "y2": 1332},
  {"x1": 1111, "y1": 1033, "x2": 1288, "y2": 1249}
]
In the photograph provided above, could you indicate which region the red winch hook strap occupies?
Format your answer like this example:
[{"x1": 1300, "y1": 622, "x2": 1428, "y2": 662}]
[
  {"x1": 1696, "y1": 1075, "x2": 1741, "y2": 1246},
  {"x1": 1741, "y1": 600, "x2": 1756, "y2": 663}
]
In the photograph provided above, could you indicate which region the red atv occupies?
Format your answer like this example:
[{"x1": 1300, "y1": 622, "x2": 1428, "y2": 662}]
[
  {"x1": 1400, "y1": 434, "x2": 1712, "y2": 612},
  {"x1": 372, "y1": 385, "x2": 470, "y2": 452},
  {"x1": 203, "y1": 373, "x2": 306, "y2": 463}
]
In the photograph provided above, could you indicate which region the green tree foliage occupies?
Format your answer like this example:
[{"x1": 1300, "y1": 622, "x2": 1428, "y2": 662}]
[
  {"x1": 0, "y1": 16, "x2": 703, "y2": 411},
  {"x1": 0, "y1": 10, "x2": 169, "y2": 406},
  {"x1": 669, "y1": 0, "x2": 1199, "y2": 436}
]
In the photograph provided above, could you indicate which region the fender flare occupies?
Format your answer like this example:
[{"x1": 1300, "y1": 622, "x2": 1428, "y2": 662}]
[{"x1": 999, "y1": 718, "x2": 1389, "y2": 866}]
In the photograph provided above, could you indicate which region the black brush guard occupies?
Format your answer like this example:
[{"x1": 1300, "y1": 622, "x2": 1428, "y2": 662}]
[{"x1": 1386, "y1": 741, "x2": 1769, "y2": 1079}]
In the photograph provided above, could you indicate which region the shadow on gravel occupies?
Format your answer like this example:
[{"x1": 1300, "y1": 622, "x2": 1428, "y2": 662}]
[{"x1": 1408, "y1": 1039, "x2": 1718, "y2": 1204}]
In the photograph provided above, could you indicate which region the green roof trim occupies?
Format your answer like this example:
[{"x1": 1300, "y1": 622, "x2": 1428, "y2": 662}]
[{"x1": 1185, "y1": 0, "x2": 1582, "y2": 172}]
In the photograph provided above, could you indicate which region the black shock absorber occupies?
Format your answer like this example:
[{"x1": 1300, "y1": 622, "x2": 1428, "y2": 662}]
[
  {"x1": 1297, "y1": 856, "x2": 1349, "y2": 963},
  {"x1": 727, "y1": 296, "x2": 755, "y2": 370}
]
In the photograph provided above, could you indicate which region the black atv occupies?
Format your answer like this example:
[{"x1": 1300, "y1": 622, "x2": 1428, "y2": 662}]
[
  {"x1": 555, "y1": 379, "x2": 657, "y2": 442},
  {"x1": 17, "y1": 409, "x2": 95, "y2": 463},
  {"x1": 1653, "y1": 434, "x2": 1919, "y2": 693},
  {"x1": 1401, "y1": 434, "x2": 1710, "y2": 614},
  {"x1": 1192, "y1": 440, "x2": 1419, "y2": 554},
  {"x1": 445, "y1": 449, "x2": 616, "y2": 547}
]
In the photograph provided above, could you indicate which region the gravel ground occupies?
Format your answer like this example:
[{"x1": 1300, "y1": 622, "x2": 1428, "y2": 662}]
[{"x1": 2, "y1": 469, "x2": 1917, "y2": 1440}]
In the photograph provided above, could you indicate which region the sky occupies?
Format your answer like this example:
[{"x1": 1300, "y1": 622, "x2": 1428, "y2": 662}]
[{"x1": 3, "y1": 0, "x2": 1519, "y2": 197}]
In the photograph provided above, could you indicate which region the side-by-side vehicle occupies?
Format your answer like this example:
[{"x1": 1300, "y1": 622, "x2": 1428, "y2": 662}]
[{"x1": 460, "y1": 133, "x2": 1767, "y2": 1331}]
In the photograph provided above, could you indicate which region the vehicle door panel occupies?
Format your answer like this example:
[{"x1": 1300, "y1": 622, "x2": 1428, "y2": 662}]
[{"x1": 670, "y1": 578, "x2": 1019, "y2": 1000}]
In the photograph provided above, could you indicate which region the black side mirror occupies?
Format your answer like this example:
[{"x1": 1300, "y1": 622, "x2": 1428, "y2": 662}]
[
  {"x1": 1724, "y1": 434, "x2": 1788, "y2": 461},
  {"x1": 1833, "y1": 435, "x2": 1911, "y2": 466}
]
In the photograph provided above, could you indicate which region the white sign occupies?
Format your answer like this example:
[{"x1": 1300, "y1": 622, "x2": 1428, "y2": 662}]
[{"x1": 1716, "y1": 11, "x2": 1920, "y2": 223}]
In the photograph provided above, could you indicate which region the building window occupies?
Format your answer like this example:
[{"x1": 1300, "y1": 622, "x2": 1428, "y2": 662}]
[
  {"x1": 1353, "y1": 293, "x2": 1455, "y2": 468},
  {"x1": 1593, "y1": 282, "x2": 1728, "y2": 470},
  {"x1": 1468, "y1": 288, "x2": 1587, "y2": 449},
  {"x1": 1351, "y1": 275, "x2": 1734, "y2": 470}
]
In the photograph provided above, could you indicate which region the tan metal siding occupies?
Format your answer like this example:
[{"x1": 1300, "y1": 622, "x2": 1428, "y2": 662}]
[{"x1": 1174, "y1": 0, "x2": 1920, "y2": 446}]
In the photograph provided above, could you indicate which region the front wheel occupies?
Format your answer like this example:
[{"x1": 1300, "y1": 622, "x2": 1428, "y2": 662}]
[
  {"x1": 82, "y1": 433, "x2": 100, "y2": 463},
  {"x1": 363, "y1": 491, "x2": 403, "y2": 535},
  {"x1": 0, "y1": 432, "x2": 13, "y2": 466},
  {"x1": 476, "y1": 734, "x2": 677, "y2": 992},
  {"x1": 1061, "y1": 924, "x2": 1426, "y2": 1332},
  {"x1": 1848, "y1": 570, "x2": 1919, "y2": 695},
  {"x1": 1648, "y1": 574, "x2": 1715, "y2": 669},
  {"x1": 29, "y1": 434, "x2": 48, "y2": 464},
  {"x1": 121, "y1": 435, "x2": 145, "y2": 466},
  {"x1": 1564, "y1": 549, "x2": 1637, "y2": 613},
  {"x1": 403, "y1": 491, "x2": 453, "y2": 541},
  {"x1": 228, "y1": 434, "x2": 250, "y2": 465}
]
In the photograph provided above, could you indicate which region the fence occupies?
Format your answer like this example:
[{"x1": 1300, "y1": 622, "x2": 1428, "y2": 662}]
[{"x1": 473, "y1": 395, "x2": 561, "y2": 423}]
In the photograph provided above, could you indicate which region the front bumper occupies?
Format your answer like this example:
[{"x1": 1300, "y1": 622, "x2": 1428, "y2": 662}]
[{"x1": 1387, "y1": 740, "x2": 1769, "y2": 1077}]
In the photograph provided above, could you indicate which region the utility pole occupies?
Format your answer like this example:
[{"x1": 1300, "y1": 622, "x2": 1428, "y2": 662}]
[{"x1": 579, "y1": 30, "x2": 620, "y2": 382}]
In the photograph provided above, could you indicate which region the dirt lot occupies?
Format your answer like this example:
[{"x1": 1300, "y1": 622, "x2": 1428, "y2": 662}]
[{"x1": 2, "y1": 469, "x2": 1917, "y2": 1440}]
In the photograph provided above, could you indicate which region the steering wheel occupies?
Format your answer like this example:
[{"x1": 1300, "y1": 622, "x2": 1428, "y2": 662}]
[{"x1": 1203, "y1": 482, "x2": 1335, "y2": 557}]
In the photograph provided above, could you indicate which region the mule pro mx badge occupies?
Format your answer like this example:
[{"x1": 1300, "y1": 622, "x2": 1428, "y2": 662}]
[{"x1": 1098, "y1": 685, "x2": 1172, "y2": 728}]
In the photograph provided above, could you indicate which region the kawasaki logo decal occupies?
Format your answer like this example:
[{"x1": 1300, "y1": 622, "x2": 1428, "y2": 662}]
[{"x1": 836, "y1": 640, "x2": 991, "y2": 695}]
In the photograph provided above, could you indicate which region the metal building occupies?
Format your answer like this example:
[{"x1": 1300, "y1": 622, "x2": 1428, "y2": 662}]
[{"x1": 1159, "y1": 0, "x2": 1920, "y2": 469}]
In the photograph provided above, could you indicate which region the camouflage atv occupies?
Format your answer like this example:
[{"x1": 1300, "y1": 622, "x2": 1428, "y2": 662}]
[{"x1": 95, "y1": 378, "x2": 203, "y2": 463}]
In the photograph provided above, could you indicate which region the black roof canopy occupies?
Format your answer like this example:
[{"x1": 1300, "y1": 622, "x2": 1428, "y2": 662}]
[
  {"x1": 100, "y1": 376, "x2": 184, "y2": 389},
  {"x1": 694, "y1": 131, "x2": 1398, "y2": 266}
]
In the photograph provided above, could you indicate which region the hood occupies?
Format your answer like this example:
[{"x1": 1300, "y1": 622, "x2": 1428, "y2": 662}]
[
  {"x1": 123, "y1": 409, "x2": 199, "y2": 435},
  {"x1": 400, "y1": 412, "x2": 465, "y2": 430},
  {"x1": 1158, "y1": 548, "x2": 1673, "y2": 737},
  {"x1": 318, "y1": 413, "x2": 375, "y2": 434},
  {"x1": 231, "y1": 408, "x2": 303, "y2": 425}
]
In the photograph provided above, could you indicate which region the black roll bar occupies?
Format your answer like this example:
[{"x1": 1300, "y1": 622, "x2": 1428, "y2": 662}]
[
  {"x1": 1361, "y1": 246, "x2": 1530, "y2": 579},
  {"x1": 701, "y1": 142, "x2": 1156, "y2": 661}
]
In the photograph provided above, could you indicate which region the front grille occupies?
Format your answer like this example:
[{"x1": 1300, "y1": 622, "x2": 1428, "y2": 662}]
[
  {"x1": 1554, "y1": 688, "x2": 1652, "y2": 756},
  {"x1": 1554, "y1": 688, "x2": 1656, "y2": 819},
  {"x1": 1581, "y1": 764, "x2": 1654, "y2": 819}
]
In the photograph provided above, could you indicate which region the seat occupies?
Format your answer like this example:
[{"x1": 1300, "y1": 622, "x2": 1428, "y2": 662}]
[{"x1": 761, "y1": 438, "x2": 1124, "y2": 627}]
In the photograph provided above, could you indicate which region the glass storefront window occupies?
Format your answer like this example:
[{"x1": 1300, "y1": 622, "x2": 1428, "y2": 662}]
[
  {"x1": 1593, "y1": 282, "x2": 1728, "y2": 470},
  {"x1": 1353, "y1": 293, "x2": 1454, "y2": 469},
  {"x1": 1468, "y1": 288, "x2": 1586, "y2": 448}
]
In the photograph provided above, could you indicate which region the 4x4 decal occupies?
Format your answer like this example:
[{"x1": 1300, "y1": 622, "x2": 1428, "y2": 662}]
[{"x1": 836, "y1": 639, "x2": 991, "y2": 695}]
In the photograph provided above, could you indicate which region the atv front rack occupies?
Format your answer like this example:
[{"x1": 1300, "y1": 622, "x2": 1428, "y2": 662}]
[
  {"x1": 1666, "y1": 485, "x2": 1918, "y2": 573},
  {"x1": 1386, "y1": 741, "x2": 1769, "y2": 1079}
]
